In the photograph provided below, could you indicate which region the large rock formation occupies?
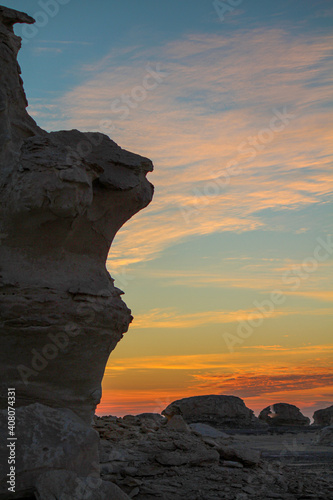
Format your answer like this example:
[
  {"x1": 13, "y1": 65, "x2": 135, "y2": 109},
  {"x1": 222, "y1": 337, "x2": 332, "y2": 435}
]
[
  {"x1": 313, "y1": 405, "x2": 333, "y2": 426},
  {"x1": 0, "y1": 5, "x2": 153, "y2": 498},
  {"x1": 162, "y1": 395, "x2": 266, "y2": 429},
  {"x1": 316, "y1": 425, "x2": 333, "y2": 447},
  {"x1": 0, "y1": 403, "x2": 101, "y2": 497},
  {"x1": 259, "y1": 403, "x2": 310, "y2": 427}
]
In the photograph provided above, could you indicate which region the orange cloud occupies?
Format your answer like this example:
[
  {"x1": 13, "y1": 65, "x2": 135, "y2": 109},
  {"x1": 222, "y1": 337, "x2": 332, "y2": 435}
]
[
  {"x1": 105, "y1": 345, "x2": 333, "y2": 371},
  {"x1": 191, "y1": 370, "x2": 333, "y2": 397},
  {"x1": 29, "y1": 28, "x2": 333, "y2": 268},
  {"x1": 120, "y1": 259, "x2": 332, "y2": 301},
  {"x1": 283, "y1": 291, "x2": 333, "y2": 302},
  {"x1": 99, "y1": 346, "x2": 333, "y2": 416},
  {"x1": 127, "y1": 306, "x2": 333, "y2": 330}
]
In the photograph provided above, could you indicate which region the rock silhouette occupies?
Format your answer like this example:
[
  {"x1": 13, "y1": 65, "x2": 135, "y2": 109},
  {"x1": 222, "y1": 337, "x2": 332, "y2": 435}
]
[
  {"x1": 313, "y1": 405, "x2": 333, "y2": 426},
  {"x1": 0, "y1": 5, "x2": 153, "y2": 498},
  {"x1": 259, "y1": 403, "x2": 310, "y2": 427},
  {"x1": 162, "y1": 395, "x2": 267, "y2": 429}
]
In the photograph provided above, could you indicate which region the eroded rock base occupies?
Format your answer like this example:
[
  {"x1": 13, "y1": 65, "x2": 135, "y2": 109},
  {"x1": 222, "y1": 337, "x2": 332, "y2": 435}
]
[{"x1": 94, "y1": 414, "x2": 333, "y2": 500}]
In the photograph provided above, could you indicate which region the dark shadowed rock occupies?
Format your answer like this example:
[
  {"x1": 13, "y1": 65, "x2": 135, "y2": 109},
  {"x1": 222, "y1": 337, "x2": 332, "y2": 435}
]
[
  {"x1": 259, "y1": 403, "x2": 310, "y2": 426},
  {"x1": 216, "y1": 443, "x2": 261, "y2": 466},
  {"x1": 0, "y1": 5, "x2": 153, "y2": 499},
  {"x1": 155, "y1": 447, "x2": 220, "y2": 467},
  {"x1": 136, "y1": 413, "x2": 167, "y2": 424},
  {"x1": 166, "y1": 414, "x2": 190, "y2": 432},
  {"x1": 93, "y1": 414, "x2": 333, "y2": 499},
  {"x1": 313, "y1": 405, "x2": 333, "y2": 426},
  {"x1": 189, "y1": 422, "x2": 229, "y2": 438},
  {"x1": 0, "y1": 403, "x2": 100, "y2": 498},
  {"x1": 316, "y1": 425, "x2": 333, "y2": 446},
  {"x1": 162, "y1": 395, "x2": 266, "y2": 429},
  {"x1": 35, "y1": 470, "x2": 130, "y2": 500},
  {"x1": 0, "y1": 5, "x2": 153, "y2": 424}
]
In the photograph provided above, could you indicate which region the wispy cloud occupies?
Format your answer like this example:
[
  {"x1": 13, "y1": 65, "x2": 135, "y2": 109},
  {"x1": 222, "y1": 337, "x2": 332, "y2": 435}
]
[
  {"x1": 121, "y1": 258, "x2": 333, "y2": 297},
  {"x1": 38, "y1": 39, "x2": 93, "y2": 46},
  {"x1": 34, "y1": 47, "x2": 63, "y2": 55},
  {"x1": 105, "y1": 344, "x2": 333, "y2": 371},
  {"x1": 192, "y1": 370, "x2": 333, "y2": 397},
  {"x1": 100, "y1": 345, "x2": 333, "y2": 416},
  {"x1": 129, "y1": 306, "x2": 333, "y2": 329},
  {"x1": 284, "y1": 290, "x2": 333, "y2": 302},
  {"x1": 30, "y1": 28, "x2": 333, "y2": 267}
]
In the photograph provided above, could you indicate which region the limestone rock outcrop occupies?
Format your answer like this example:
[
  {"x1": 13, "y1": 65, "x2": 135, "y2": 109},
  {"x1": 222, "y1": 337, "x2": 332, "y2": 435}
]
[
  {"x1": 259, "y1": 403, "x2": 310, "y2": 427},
  {"x1": 94, "y1": 414, "x2": 333, "y2": 499},
  {"x1": 313, "y1": 405, "x2": 333, "y2": 426},
  {"x1": 189, "y1": 422, "x2": 229, "y2": 438},
  {"x1": 0, "y1": 5, "x2": 153, "y2": 498},
  {"x1": 316, "y1": 425, "x2": 333, "y2": 447},
  {"x1": 162, "y1": 395, "x2": 266, "y2": 429},
  {"x1": 0, "y1": 403, "x2": 102, "y2": 497},
  {"x1": 0, "y1": 4, "x2": 153, "y2": 422}
]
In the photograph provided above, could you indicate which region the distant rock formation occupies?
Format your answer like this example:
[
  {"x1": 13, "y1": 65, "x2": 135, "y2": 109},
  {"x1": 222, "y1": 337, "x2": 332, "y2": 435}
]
[
  {"x1": 94, "y1": 413, "x2": 262, "y2": 497},
  {"x1": 316, "y1": 425, "x2": 333, "y2": 447},
  {"x1": 162, "y1": 395, "x2": 267, "y2": 429},
  {"x1": 259, "y1": 403, "x2": 310, "y2": 427},
  {"x1": 0, "y1": 5, "x2": 153, "y2": 498},
  {"x1": 313, "y1": 405, "x2": 333, "y2": 426}
]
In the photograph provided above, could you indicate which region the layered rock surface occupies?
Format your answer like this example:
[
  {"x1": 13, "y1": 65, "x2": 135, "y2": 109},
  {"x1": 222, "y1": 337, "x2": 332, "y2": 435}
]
[
  {"x1": 313, "y1": 405, "x2": 333, "y2": 426},
  {"x1": 259, "y1": 403, "x2": 310, "y2": 427},
  {"x1": 94, "y1": 414, "x2": 333, "y2": 500},
  {"x1": 0, "y1": 5, "x2": 153, "y2": 423},
  {"x1": 0, "y1": 5, "x2": 153, "y2": 498},
  {"x1": 162, "y1": 395, "x2": 266, "y2": 429},
  {"x1": 0, "y1": 403, "x2": 102, "y2": 498}
]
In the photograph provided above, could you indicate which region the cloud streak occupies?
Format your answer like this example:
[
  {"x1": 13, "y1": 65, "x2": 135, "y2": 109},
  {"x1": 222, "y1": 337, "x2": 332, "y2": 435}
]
[
  {"x1": 100, "y1": 345, "x2": 333, "y2": 416},
  {"x1": 29, "y1": 28, "x2": 333, "y2": 267},
  {"x1": 129, "y1": 306, "x2": 333, "y2": 330},
  {"x1": 105, "y1": 344, "x2": 333, "y2": 371}
]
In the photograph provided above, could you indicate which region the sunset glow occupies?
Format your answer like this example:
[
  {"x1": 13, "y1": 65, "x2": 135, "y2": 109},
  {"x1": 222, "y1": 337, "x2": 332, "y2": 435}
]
[{"x1": 10, "y1": 0, "x2": 333, "y2": 420}]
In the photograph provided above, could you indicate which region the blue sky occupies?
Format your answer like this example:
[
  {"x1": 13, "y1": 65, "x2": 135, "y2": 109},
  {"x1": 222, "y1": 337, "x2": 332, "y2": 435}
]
[
  {"x1": 6, "y1": 0, "x2": 333, "y2": 416},
  {"x1": 9, "y1": 1, "x2": 333, "y2": 105}
]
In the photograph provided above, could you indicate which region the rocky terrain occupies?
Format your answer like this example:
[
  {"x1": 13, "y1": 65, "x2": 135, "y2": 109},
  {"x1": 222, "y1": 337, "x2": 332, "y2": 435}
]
[
  {"x1": 313, "y1": 405, "x2": 333, "y2": 426},
  {"x1": 94, "y1": 412, "x2": 333, "y2": 500},
  {"x1": 162, "y1": 395, "x2": 267, "y2": 430},
  {"x1": 259, "y1": 404, "x2": 310, "y2": 427}
]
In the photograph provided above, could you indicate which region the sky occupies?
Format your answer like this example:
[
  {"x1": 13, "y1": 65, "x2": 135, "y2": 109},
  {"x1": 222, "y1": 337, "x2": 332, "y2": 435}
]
[{"x1": 6, "y1": 0, "x2": 333, "y2": 419}]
